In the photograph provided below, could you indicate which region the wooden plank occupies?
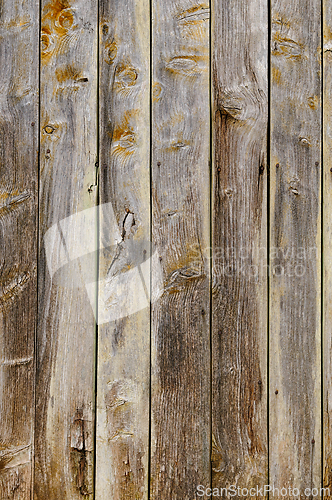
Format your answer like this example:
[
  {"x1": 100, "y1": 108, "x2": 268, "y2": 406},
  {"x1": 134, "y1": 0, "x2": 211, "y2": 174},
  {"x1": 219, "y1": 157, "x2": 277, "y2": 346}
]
[
  {"x1": 34, "y1": 0, "x2": 98, "y2": 498},
  {"x1": 211, "y1": 0, "x2": 268, "y2": 493},
  {"x1": 269, "y1": 0, "x2": 322, "y2": 494},
  {"x1": 0, "y1": 0, "x2": 39, "y2": 497},
  {"x1": 150, "y1": 2, "x2": 210, "y2": 498},
  {"x1": 95, "y1": 0, "x2": 151, "y2": 497},
  {"x1": 324, "y1": 1, "x2": 332, "y2": 496}
]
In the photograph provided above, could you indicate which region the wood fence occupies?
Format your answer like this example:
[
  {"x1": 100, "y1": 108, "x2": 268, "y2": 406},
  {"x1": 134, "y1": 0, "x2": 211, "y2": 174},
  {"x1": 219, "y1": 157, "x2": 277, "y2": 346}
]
[{"x1": 0, "y1": 0, "x2": 330, "y2": 498}]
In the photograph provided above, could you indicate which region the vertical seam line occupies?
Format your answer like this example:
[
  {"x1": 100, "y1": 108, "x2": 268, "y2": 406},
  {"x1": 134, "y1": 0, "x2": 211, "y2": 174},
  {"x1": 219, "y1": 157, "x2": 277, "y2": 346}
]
[
  {"x1": 93, "y1": 1, "x2": 100, "y2": 497},
  {"x1": 148, "y1": 0, "x2": 153, "y2": 497}
]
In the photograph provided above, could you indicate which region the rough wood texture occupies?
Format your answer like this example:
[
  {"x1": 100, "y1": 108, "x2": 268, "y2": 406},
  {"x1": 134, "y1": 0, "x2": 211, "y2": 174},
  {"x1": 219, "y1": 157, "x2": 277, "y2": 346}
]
[
  {"x1": 324, "y1": 1, "x2": 332, "y2": 496},
  {"x1": 95, "y1": 0, "x2": 151, "y2": 497},
  {"x1": 211, "y1": 0, "x2": 268, "y2": 493},
  {"x1": 270, "y1": 0, "x2": 322, "y2": 495},
  {"x1": 34, "y1": 0, "x2": 98, "y2": 498},
  {"x1": 0, "y1": 0, "x2": 39, "y2": 497},
  {"x1": 150, "y1": 2, "x2": 210, "y2": 498}
]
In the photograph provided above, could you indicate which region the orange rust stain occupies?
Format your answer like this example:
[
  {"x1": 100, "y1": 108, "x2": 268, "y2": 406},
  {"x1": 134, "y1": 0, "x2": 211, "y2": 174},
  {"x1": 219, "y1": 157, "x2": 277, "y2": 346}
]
[
  {"x1": 114, "y1": 63, "x2": 138, "y2": 93},
  {"x1": 177, "y1": 3, "x2": 209, "y2": 18},
  {"x1": 153, "y1": 83, "x2": 163, "y2": 101},
  {"x1": 177, "y1": 3, "x2": 209, "y2": 43},
  {"x1": 110, "y1": 111, "x2": 138, "y2": 163},
  {"x1": 272, "y1": 32, "x2": 303, "y2": 60},
  {"x1": 112, "y1": 111, "x2": 137, "y2": 142},
  {"x1": 272, "y1": 66, "x2": 282, "y2": 84},
  {"x1": 104, "y1": 38, "x2": 118, "y2": 65},
  {"x1": 42, "y1": 0, "x2": 71, "y2": 30},
  {"x1": 55, "y1": 65, "x2": 82, "y2": 83},
  {"x1": 308, "y1": 95, "x2": 319, "y2": 110},
  {"x1": 41, "y1": 0, "x2": 76, "y2": 62}
]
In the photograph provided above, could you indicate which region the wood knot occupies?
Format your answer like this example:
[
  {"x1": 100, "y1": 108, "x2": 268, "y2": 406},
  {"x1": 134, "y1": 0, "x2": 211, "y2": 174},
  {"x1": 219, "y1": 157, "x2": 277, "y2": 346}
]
[
  {"x1": 115, "y1": 64, "x2": 138, "y2": 92},
  {"x1": 153, "y1": 82, "x2": 163, "y2": 101},
  {"x1": 41, "y1": 32, "x2": 56, "y2": 58},
  {"x1": 44, "y1": 125, "x2": 55, "y2": 134},
  {"x1": 55, "y1": 9, "x2": 74, "y2": 31},
  {"x1": 105, "y1": 39, "x2": 117, "y2": 65}
]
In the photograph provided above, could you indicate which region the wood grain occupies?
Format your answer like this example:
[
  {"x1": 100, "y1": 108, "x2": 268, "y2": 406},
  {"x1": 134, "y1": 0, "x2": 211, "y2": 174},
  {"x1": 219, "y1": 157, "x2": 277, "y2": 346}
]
[
  {"x1": 150, "y1": 2, "x2": 211, "y2": 498},
  {"x1": 0, "y1": 0, "x2": 39, "y2": 497},
  {"x1": 211, "y1": 0, "x2": 268, "y2": 493},
  {"x1": 95, "y1": 0, "x2": 151, "y2": 497},
  {"x1": 324, "y1": 0, "x2": 332, "y2": 496},
  {"x1": 34, "y1": 0, "x2": 98, "y2": 498},
  {"x1": 269, "y1": 0, "x2": 322, "y2": 495}
]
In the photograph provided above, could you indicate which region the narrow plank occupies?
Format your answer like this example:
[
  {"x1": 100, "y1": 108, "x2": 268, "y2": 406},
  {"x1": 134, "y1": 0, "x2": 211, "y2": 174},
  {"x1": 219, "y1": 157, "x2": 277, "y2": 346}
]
[
  {"x1": 0, "y1": 0, "x2": 39, "y2": 497},
  {"x1": 95, "y1": 0, "x2": 151, "y2": 497},
  {"x1": 324, "y1": 0, "x2": 332, "y2": 496},
  {"x1": 211, "y1": 0, "x2": 268, "y2": 492},
  {"x1": 150, "y1": 2, "x2": 210, "y2": 498},
  {"x1": 34, "y1": 0, "x2": 98, "y2": 498},
  {"x1": 270, "y1": 0, "x2": 322, "y2": 494}
]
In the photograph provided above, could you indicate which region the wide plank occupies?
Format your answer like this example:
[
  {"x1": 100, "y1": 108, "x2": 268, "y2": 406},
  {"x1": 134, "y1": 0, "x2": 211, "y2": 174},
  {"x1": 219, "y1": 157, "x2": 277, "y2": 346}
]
[
  {"x1": 34, "y1": 0, "x2": 98, "y2": 498},
  {"x1": 150, "y1": 2, "x2": 211, "y2": 498},
  {"x1": 95, "y1": 0, "x2": 151, "y2": 497},
  {"x1": 269, "y1": 0, "x2": 322, "y2": 495},
  {"x1": 211, "y1": 0, "x2": 268, "y2": 493},
  {"x1": 0, "y1": 0, "x2": 39, "y2": 497}
]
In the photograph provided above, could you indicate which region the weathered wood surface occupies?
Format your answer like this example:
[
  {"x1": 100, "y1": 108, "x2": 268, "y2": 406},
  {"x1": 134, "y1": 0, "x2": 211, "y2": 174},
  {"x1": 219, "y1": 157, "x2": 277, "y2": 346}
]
[
  {"x1": 34, "y1": 0, "x2": 98, "y2": 498},
  {"x1": 2, "y1": 1, "x2": 332, "y2": 498},
  {"x1": 324, "y1": 0, "x2": 332, "y2": 496},
  {"x1": 0, "y1": 0, "x2": 39, "y2": 498},
  {"x1": 150, "y1": 2, "x2": 211, "y2": 498},
  {"x1": 95, "y1": 0, "x2": 151, "y2": 497},
  {"x1": 211, "y1": 0, "x2": 268, "y2": 494},
  {"x1": 269, "y1": 0, "x2": 322, "y2": 495}
]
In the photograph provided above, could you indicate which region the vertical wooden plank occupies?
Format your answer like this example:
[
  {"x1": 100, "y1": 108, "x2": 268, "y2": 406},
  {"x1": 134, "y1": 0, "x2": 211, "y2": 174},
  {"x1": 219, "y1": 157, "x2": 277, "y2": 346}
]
[
  {"x1": 324, "y1": 0, "x2": 332, "y2": 496},
  {"x1": 96, "y1": 0, "x2": 151, "y2": 498},
  {"x1": 211, "y1": 0, "x2": 268, "y2": 492},
  {"x1": 150, "y1": 2, "x2": 210, "y2": 498},
  {"x1": 34, "y1": 0, "x2": 98, "y2": 498},
  {"x1": 0, "y1": 0, "x2": 39, "y2": 497},
  {"x1": 270, "y1": 0, "x2": 322, "y2": 494}
]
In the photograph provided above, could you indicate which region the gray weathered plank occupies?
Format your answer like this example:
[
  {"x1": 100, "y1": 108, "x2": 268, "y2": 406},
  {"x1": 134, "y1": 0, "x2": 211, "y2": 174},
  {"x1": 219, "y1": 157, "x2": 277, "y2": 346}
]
[
  {"x1": 269, "y1": 0, "x2": 322, "y2": 494},
  {"x1": 150, "y1": 2, "x2": 211, "y2": 498},
  {"x1": 95, "y1": 0, "x2": 151, "y2": 497},
  {"x1": 324, "y1": 0, "x2": 332, "y2": 496},
  {"x1": 34, "y1": 0, "x2": 98, "y2": 498},
  {"x1": 211, "y1": 0, "x2": 268, "y2": 492},
  {"x1": 0, "y1": 0, "x2": 39, "y2": 497}
]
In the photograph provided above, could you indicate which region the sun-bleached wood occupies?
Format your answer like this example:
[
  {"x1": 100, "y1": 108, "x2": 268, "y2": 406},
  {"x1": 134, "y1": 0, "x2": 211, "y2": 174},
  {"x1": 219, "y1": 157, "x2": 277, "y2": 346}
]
[
  {"x1": 95, "y1": 0, "x2": 151, "y2": 497},
  {"x1": 211, "y1": 0, "x2": 268, "y2": 493},
  {"x1": 270, "y1": 0, "x2": 322, "y2": 495},
  {"x1": 34, "y1": 0, "x2": 98, "y2": 498},
  {"x1": 0, "y1": 0, "x2": 39, "y2": 497}
]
